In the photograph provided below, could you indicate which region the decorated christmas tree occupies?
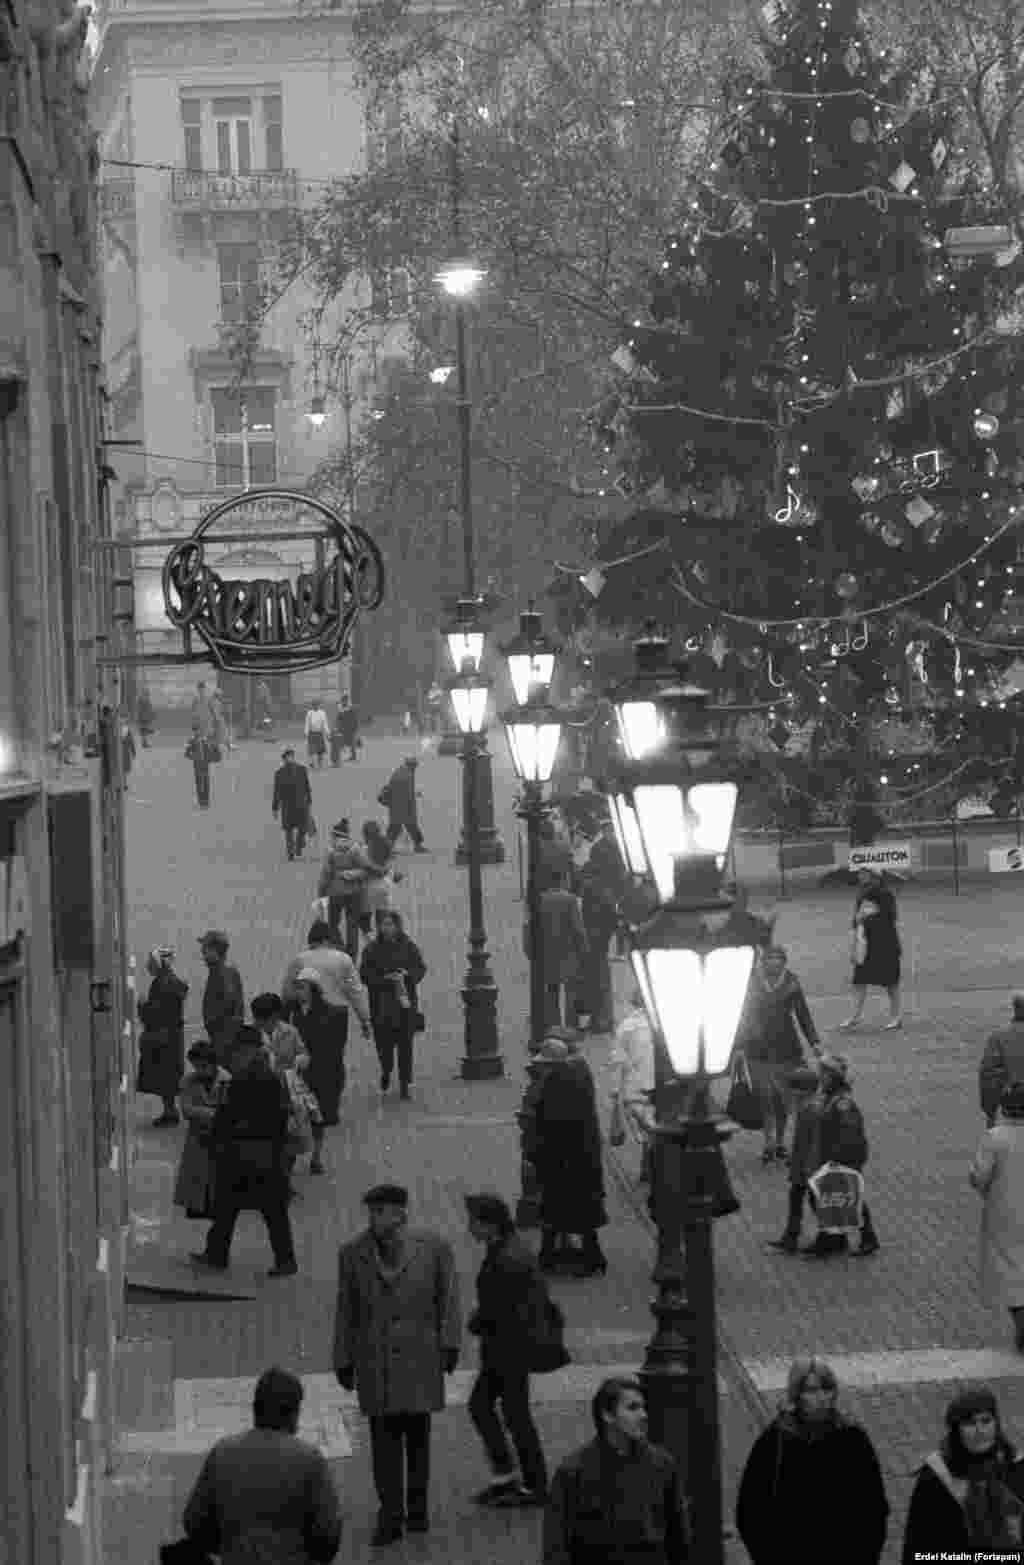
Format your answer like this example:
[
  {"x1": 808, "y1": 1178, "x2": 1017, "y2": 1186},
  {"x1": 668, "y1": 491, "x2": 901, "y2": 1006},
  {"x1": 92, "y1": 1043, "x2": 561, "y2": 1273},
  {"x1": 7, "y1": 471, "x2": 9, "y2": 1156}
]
[{"x1": 596, "y1": 0, "x2": 1024, "y2": 800}]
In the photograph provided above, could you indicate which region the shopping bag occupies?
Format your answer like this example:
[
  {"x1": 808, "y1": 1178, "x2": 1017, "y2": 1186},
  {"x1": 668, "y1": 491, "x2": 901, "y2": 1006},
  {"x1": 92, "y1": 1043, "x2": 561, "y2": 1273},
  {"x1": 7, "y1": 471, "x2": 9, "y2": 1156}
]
[
  {"x1": 608, "y1": 1095, "x2": 628, "y2": 1147},
  {"x1": 808, "y1": 1162, "x2": 864, "y2": 1234},
  {"x1": 525, "y1": 1278, "x2": 572, "y2": 1374},
  {"x1": 725, "y1": 1052, "x2": 763, "y2": 1130}
]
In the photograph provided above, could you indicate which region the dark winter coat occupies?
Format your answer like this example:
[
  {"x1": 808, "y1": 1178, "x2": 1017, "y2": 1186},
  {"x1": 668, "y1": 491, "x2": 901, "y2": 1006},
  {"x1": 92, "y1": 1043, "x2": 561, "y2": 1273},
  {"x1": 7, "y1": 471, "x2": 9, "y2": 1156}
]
[
  {"x1": 383, "y1": 762, "x2": 418, "y2": 825},
  {"x1": 332, "y1": 1229, "x2": 462, "y2": 1416},
  {"x1": 209, "y1": 1055, "x2": 290, "y2": 1209},
  {"x1": 339, "y1": 706, "x2": 358, "y2": 746},
  {"x1": 979, "y1": 1020, "x2": 1024, "y2": 1123},
  {"x1": 359, "y1": 928, "x2": 426, "y2": 1033},
  {"x1": 902, "y1": 1448, "x2": 1024, "y2": 1563},
  {"x1": 183, "y1": 1426, "x2": 342, "y2": 1565},
  {"x1": 737, "y1": 971, "x2": 819, "y2": 1066},
  {"x1": 468, "y1": 1232, "x2": 547, "y2": 1373},
  {"x1": 852, "y1": 885, "x2": 901, "y2": 988},
  {"x1": 543, "y1": 1437, "x2": 690, "y2": 1565},
  {"x1": 173, "y1": 1067, "x2": 231, "y2": 1212},
  {"x1": 292, "y1": 991, "x2": 347, "y2": 1126},
  {"x1": 528, "y1": 886, "x2": 589, "y2": 985},
  {"x1": 736, "y1": 1413, "x2": 889, "y2": 1565},
  {"x1": 202, "y1": 961, "x2": 245, "y2": 1064},
  {"x1": 535, "y1": 835, "x2": 576, "y2": 895},
  {"x1": 272, "y1": 760, "x2": 312, "y2": 830},
  {"x1": 819, "y1": 1087, "x2": 869, "y2": 1169},
  {"x1": 136, "y1": 967, "x2": 189, "y2": 1100},
  {"x1": 533, "y1": 1056, "x2": 607, "y2": 1233}
]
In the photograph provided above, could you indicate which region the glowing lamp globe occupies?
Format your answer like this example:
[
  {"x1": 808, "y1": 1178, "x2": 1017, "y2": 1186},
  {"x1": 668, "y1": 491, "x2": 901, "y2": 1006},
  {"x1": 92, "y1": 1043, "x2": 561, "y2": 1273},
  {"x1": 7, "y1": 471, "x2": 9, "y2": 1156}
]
[
  {"x1": 502, "y1": 606, "x2": 560, "y2": 706},
  {"x1": 630, "y1": 914, "x2": 754, "y2": 1078},
  {"x1": 448, "y1": 668, "x2": 490, "y2": 735},
  {"x1": 436, "y1": 261, "x2": 486, "y2": 298},
  {"x1": 502, "y1": 703, "x2": 563, "y2": 785}
]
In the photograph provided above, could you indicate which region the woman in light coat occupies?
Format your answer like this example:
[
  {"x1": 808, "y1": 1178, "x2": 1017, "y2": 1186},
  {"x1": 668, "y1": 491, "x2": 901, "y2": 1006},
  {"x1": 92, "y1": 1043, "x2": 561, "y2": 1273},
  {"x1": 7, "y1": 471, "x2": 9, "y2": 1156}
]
[
  {"x1": 970, "y1": 1081, "x2": 1024, "y2": 1350},
  {"x1": 173, "y1": 1040, "x2": 231, "y2": 1219}
]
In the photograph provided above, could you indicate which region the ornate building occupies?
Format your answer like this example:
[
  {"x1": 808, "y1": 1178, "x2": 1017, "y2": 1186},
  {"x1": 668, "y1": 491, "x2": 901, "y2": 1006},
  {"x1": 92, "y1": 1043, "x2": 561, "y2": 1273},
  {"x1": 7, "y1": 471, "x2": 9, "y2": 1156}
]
[
  {"x1": 90, "y1": 0, "x2": 409, "y2": 720},
  {"x1": 0, "y1": 2, "x2": 132, "y2": 1562}
]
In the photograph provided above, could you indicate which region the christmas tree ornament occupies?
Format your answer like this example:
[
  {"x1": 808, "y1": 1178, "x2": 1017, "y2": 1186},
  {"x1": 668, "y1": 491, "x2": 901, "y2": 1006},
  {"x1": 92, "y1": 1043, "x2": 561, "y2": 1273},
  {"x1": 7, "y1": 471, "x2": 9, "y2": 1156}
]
[
  {"x1": 889, "y1": 160, "x2": 917, "y2": 192},
  {"x1": 995, "y1": 237, "x2": 1023, "y2": 268},
  {"x1": 773, "y1": 483, "x2": 802, "y2": 524},
  {"x1": 973, "y1": 411, "x2": 1000, "y2": 440},
  {"x1": 882, "y1": 520, "x2": 906, "y2": 547},
  {"x1": 844, "y1": 43, "x2": 861, "y2": 75},
  {"x1": 579, "y1": 568, "x2": 606, "y2": 599},
  {"x1": 852, "y1": 474, "x2": 881, "y2": 501},
  {"x1": 862, "y1": 511, "x2": 882, "y2": 533},
  {"x1": 943, "y1": 225, "x2": 1014, "y2": 257},
  {"x1": 931, "y1": 139, "x2": 948, "y2": 170},
  {"x1": 906, "y1": 495, "x2": 936, "y2": 528},
  {"x1": 850, "y1": 117, "x2": 872, "y2": 144},
  {"x1": 884, "y1": 685, "x2": 901, "y2": 705},
  {"x1": 611, "y1": 345, "x2": 637, "y2": 374},
  {"x1": 835, "y1": 571, "x2": 859, "y2": 600}
]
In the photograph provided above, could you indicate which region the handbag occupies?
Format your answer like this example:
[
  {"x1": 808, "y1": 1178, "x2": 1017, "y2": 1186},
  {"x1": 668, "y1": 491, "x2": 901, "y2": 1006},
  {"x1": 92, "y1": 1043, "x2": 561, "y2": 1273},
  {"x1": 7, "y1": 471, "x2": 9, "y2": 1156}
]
[
  {"x1": 608, "y1": 1094, "x2": 628, "y2": 1148},
  {"x1": 525, "y1": 1278, "x2": 572, "y2": 1374},
  {"x1": 725, "y1": 1052, "x2": 763, "y2": 1131},
  {"x1": 160, "y1": 1541, "x2": 216, "y2": 1565}
]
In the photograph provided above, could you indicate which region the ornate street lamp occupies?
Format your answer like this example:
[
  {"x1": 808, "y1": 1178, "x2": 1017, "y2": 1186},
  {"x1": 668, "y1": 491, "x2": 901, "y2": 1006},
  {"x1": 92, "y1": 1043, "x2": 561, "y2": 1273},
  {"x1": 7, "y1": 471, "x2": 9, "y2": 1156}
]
[
  {"x1": 501, "y1": 603, "x2": 559, "y2": 707},
  {"x1": 503, "y1": 698, "x2": 564, "y2": 1051},
  {"x1": 609, "y1": 621, "x2": 677, "y2": 760},
  {"x1": 604, "y1": 667, "x2": 753, "y2": 1565},
  {"x1": 447, "y1": 657, "x2": 503, "y2": 1081},
  {"x1": 443, "y1": 597, "x2": 504, "y2": 863},
  {"x1": 445, "y1": 596, "x2": 486, "y2": 677}
]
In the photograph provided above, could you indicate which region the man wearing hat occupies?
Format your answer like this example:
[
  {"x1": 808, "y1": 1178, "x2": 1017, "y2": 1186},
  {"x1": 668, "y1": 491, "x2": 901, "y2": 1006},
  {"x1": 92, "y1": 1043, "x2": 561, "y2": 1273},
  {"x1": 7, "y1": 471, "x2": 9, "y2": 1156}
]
[
  {"x1": 271, "y1": 746, "x2": 313, "y2": 861},
  {"x1": 380, "y1": 757, "x2": 427, "y2": 853},
  {"x1": 316, "y1": 819, "x2": 382, "y2": 957},
  {"x1": 199, "y1": 930, "x2": 245, "y2": 1067},
  {"x1": 333, "y1": 1185, "x2": 461, "y2": 1544}
]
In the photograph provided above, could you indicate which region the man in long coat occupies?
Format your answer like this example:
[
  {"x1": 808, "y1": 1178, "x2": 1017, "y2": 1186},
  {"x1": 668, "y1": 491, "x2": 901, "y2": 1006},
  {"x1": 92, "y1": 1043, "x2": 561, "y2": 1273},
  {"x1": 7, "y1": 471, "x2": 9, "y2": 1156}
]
[
  {"x1": 381, "y1": 757, "x2": 426, "y2": 851},
  {"x1": 199, "y1": 929, "x2": 245, "y2": 1066},
  {"x1": 526, "y1": 870, "x2": 588, "y2": 1032},
  {"x1": 333, "y1": 1184, "x2": 461, "y2": 1545},
  {"x1": 272, "y1": 747, "x2": 313, "y2": 861},
  {"x1": 532, "y1": 1039, "x2": 607, "y2": 1275}
]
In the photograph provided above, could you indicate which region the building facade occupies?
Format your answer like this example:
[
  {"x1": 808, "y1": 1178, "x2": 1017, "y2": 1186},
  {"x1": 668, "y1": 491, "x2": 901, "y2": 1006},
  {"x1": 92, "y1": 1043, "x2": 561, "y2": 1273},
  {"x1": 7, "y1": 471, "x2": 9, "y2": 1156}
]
[
  {"x1": 0, "y1": 3, "x2": 132, "y2": 1563},
  {"x1": 90, "y1": 0, "x2": 409, "y2": 721}
]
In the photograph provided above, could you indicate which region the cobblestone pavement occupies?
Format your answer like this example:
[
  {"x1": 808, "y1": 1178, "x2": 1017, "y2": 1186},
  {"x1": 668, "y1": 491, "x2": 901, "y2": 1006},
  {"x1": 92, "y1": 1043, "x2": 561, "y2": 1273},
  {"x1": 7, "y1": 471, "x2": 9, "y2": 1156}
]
[{"x1": 107, "y1": 726, "x2": 1024, "y2": 1562}]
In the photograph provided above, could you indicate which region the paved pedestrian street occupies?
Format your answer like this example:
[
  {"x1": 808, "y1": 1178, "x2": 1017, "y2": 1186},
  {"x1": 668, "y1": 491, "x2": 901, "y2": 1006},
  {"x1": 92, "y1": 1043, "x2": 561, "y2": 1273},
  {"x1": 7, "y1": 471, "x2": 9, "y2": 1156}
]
[{"x1": 106, "y1": 724, "x2": 1024, "y2": 1562}]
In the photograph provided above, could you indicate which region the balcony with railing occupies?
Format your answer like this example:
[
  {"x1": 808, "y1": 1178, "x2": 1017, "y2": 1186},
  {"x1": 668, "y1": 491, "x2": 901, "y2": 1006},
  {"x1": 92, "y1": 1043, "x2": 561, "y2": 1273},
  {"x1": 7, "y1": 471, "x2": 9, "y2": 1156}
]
[{"x1": 170, "y1": 169, "x2": 300, "y2": 212}]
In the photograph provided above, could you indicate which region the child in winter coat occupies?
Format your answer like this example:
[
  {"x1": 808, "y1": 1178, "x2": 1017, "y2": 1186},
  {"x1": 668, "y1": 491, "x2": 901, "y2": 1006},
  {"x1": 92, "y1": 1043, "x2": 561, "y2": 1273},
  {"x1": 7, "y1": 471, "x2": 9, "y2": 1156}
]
[{"x1": 766, "y1": 1064, "x2": 823, "y2": 1254}]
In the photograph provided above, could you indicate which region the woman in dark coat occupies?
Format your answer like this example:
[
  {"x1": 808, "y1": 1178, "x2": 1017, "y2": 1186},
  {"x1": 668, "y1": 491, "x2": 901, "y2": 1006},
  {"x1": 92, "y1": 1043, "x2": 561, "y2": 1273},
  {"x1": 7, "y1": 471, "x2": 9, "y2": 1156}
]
[
  {"x1": 173, "y1": 1040, "x2": 231, "y2": 1219},
  {"x1": 903, "y1": 1384, "x2": 1024, "y2": 1562},
  {"x1": 736, "y1": 944, "x2": 821, "y2": 1165},
  {"x1": 737, "y1": 1357, "x2": 889, "y2": 1565},
  {"x1": 290, "y1": 968, "x2": 345, "y2": 1173},
  {"x1": 359, "y1": 910, "x2": 426, "y2": 1100},
  {"x1": 532, "y1": 1037, "x2": 607, "y2": 1275},
  {"x1": 137, "y1": 946, "x2": 189, "y2": 1126},
  {"x1": 842, "y1": 869, "x2": 902, "y2": 1029}
]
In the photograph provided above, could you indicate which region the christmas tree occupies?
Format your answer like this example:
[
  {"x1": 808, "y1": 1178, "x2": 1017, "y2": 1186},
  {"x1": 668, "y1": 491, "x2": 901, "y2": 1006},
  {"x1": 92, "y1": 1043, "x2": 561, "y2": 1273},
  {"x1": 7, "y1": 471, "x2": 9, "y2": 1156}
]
[{"x1": 599, "y1": 0, "x2": 1024, "y2": 801}]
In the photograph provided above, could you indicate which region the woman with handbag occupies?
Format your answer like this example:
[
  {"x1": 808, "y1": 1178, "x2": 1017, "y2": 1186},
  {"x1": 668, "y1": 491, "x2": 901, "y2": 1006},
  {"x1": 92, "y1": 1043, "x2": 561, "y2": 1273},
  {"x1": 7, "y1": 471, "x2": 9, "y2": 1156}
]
[
  {"x1": 360, "y1": 911, "x2": 427, "y2": 1099},
  {"x1": 173, "y1": 1041, "x2": 230, "y2": 1221},
  {"x1": 735, "y1": 944, "x2": 821, "y2": 1165},
  {"x1": 137, "y1": 946, "x2": 189, "y2": 1126},
  {"x1": 289, "y1": 969, "x2": 346, "y2": 1175},
  {"x1": 842, "y1": 869, "x2": 903, "y2": 1030}
]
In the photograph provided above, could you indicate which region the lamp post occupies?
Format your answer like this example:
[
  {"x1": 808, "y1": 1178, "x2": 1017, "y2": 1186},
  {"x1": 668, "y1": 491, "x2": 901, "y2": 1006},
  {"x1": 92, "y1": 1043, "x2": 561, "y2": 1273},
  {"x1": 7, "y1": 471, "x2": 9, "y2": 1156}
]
[
  {"x1": 444, "y1": 597, "x2": 504, "y2": 865},
  {"x1": 604, "y1": 670, "x2": 752, "y2": 1565},
  {"x1": 447, "y1": 655, "x2": 504, "y2": 1080}
]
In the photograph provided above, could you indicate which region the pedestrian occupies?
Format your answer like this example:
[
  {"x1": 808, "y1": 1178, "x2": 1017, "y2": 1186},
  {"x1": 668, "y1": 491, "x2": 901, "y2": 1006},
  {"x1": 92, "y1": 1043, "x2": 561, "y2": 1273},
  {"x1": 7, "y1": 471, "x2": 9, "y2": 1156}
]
[
  {"x1": 120, "y1": 718, "x2": 136, "y2": 785},
  {"x1": 255, "y1": 678, "x2": 274, "y2": 736},
  {"x1": 803, "y1": 1054, "x2": 879, "y2": 1258},
  {"x1": 251, "y1": 991, "x2": 308, "y2": 1074},
  {"x1": 339, "y1": 697, "x2": 359, "y2": 760},
  {"x1": 333, "y1": 1184, "x2": 462, "y2": 1545},
  {"x1": 736, "y1": 1357, "x2": 888, "y2": 1565},
  {"x1": 735, "y1": 944, "x2": 821, "y2": 1166},
  {"x1": 190, "y1": 679, "x2": 214, "y2": 738},
  {"x1": 535, "y1": 816, "x2": 575, "y2": 894},
  {"x1": 527, "y1": 869, "x2": 588, "y2": 1033},
  {"x1": 305, "y1": 699, "x2": 330, "y2": 769},
  {"x1": 136, "y1": 685, "x2": 154, "y2": 748},
  {"x1": 543, "y1": 1375, "x2": 690, "y2": 1565},
  {"x1": 841, "y1": 868, "x2": 903, "y2": 1030},
  {"x1": 576, "y1": 863, "x2": 618, "y2": 1034},
  {"x1": 251, "y1": 992, "x2": 317, "y2": 1195},
  {"x1": 185, "y1": 721, "x2": 215, "y2": 809},
  {"x1": 191, "y1": 1026, "x2": 298, "y2": 1277},
  {"x1": 465, "y1": 1192, "x2": 550, "y2": 1510},
  {"x1": 609, "y1": 990, "x2": 656, "y2": 1179},
  {"x1": 172, "y1": 1040, "x2": 231, "y2": 1221},
  {"x1": 359, "y1": 911, "x2": 427, "y2": 1099},
  {"x1": 533, "y1": 1036, "x2": 608, "y2": 1275},
  {"x1": 316, "y1": 818, "x2": 383, "y2": 957},
  {"x1": 723, "y1": 884, "x2": 776, "y2": 953},
  {"x1": 209, "y1": 686, "x2": 229, "y2": 753},
  {"x1": 379, "y1": 756, "x2": 427, "y2": 852},
  {"x1": 979, "y1": 996, "x2": 1024, "y2": 1125},
  {"x1": 281, "y1": 922, "x2": 372, "y2": 1138},
  {"x1": 765, "y1": 1065, "x2": 823, "y2": 1254},
  {"x1": 288, "y1": 968, "x2": 350, "y2": 1174},
  {"x1": 136, "y1": 946, "x2": 189, "y2": 1127},
  {"x1": 358, "y1": 819, "x2": 402, "y2": 936},
  {"x1": 970, "y1": 1081, "x2": 1024, "y2": 1350},
  {"x1": 198, "y1": 929, "x2": 245, "y2": 1068},
  {"x1": 272, "y1": 747, "x2": 314, "y2": 861},
  {"x1": 180, "y1": 1365, "x2": 342, "y2": 1564},
  {"x1": 902, "y1": 1384, "x2": 1024, "y2": 1562}
]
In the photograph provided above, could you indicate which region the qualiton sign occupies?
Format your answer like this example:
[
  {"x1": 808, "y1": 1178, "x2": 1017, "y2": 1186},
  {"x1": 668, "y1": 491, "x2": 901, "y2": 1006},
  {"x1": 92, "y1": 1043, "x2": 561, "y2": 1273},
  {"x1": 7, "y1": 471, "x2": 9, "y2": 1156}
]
[{"x1": 161, "y1": 488, "x2": 384, "y2": 675}]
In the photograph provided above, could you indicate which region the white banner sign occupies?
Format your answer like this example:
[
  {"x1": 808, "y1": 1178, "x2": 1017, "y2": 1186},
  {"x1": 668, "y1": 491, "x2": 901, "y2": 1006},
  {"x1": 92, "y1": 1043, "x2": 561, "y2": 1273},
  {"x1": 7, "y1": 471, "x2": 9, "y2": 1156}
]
[
  {"x1": 848, "y1": 843, "x2": 911, "y2": 873},
  {"x1": 989, "y1": 846, "x2": 1024, "y2": 874}
]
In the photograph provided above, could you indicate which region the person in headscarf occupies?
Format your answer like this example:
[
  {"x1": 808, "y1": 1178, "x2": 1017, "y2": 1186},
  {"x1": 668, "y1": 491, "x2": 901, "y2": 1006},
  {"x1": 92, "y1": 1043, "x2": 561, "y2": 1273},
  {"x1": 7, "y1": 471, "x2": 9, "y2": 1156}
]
[
  {"x1": 173, "y1": 1040, "x2": 230, "y2": 1220},
  {"x1": 737, "y1": 1358, "x2": 889, "y2": 1565},
  {"x1": 136, "y1": 946, "x2": 189, "y2": 1126},
  {"x1": 288, "y1": 969, "x2": 348, "y2": 1174},
  {"x1": 359, "y1": 910, "x2": 427, "y2": 1100},
  {"x1": 532, "y1": 1034, "x2": 607, "y2": 1276},
  {"x1": 971, "y1": 1080, "x2": 1024, "y2": 1350},
  {"x1": 902, "y1": 1385, "x2": 1024, "y2": 1561}
]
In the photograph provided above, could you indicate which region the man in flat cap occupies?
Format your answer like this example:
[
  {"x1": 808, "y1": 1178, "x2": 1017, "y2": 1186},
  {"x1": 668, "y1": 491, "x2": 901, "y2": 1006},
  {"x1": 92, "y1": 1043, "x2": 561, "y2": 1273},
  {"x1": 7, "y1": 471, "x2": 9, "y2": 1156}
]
[
  {"x1": 333, "y1": 1184, "x2": 461, "y2": 1545},
  {"x1": 199, "y1": 930, "x2": 245, "y2": 1067}
]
